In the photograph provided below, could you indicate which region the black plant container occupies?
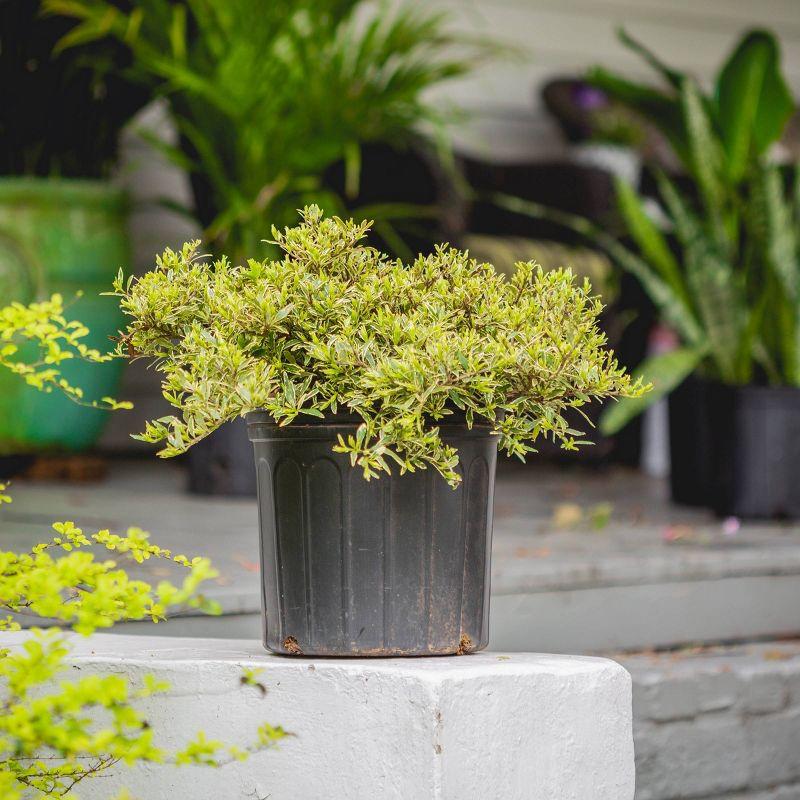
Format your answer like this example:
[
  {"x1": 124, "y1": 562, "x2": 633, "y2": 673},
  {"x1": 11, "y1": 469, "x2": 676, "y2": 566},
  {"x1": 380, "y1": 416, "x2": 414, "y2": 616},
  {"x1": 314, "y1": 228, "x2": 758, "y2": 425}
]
[
  {"x1": 669, "y1": 377, "x2": 800, "y2": 519},
  {"x1": 247, "y1": 411, "x2": 498, "y2": 656},
  {"x1": 668, "y1": 376, "x2": 712, "y2": 507},
  {"x1": 188, "y1": 417, "x2": 256, "y2": 496},
  {"x1": 706, "y1": 382, "x2": 800, "y2": 519}
]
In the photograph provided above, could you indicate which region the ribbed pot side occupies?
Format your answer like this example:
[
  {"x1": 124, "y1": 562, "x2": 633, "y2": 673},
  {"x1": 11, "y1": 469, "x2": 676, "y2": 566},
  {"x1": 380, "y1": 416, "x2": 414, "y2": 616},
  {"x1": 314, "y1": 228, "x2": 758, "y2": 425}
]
[{"x1": 246, "y1": 412, "x2": 498, "y2": 656}]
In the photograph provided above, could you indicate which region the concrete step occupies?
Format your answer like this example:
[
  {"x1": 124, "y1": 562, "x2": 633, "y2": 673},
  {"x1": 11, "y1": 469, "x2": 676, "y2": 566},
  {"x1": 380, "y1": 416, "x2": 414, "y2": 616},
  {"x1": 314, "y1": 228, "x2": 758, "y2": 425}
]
[
  {"x1": 618, "y1": 640, "x2": 800, "y2": 800},
  {"x1": 3, "y1": 632, "x2": 635, "y2": 800}
]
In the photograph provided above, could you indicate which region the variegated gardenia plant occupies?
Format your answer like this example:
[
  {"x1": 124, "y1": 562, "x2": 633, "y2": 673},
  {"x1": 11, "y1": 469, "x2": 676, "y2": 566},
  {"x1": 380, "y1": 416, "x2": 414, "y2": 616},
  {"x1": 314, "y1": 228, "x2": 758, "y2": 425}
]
[{"x1": 114, "y1": 205, "x2": 645, "y2": 486}]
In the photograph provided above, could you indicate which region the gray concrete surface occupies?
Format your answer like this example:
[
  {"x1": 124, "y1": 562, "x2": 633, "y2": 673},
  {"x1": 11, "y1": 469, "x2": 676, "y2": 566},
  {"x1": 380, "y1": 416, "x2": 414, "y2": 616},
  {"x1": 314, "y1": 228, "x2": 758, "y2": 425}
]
[{"x1": 619, "y1": 641, "x2": 800, "y2": 800}]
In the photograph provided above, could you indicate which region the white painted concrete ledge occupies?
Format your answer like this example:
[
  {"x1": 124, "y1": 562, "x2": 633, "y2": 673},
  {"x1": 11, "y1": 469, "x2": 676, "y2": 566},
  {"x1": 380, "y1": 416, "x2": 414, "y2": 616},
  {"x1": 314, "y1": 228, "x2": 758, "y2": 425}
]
[{"x1": 4, "y1": 634, "x2": 635, "y2": 800}]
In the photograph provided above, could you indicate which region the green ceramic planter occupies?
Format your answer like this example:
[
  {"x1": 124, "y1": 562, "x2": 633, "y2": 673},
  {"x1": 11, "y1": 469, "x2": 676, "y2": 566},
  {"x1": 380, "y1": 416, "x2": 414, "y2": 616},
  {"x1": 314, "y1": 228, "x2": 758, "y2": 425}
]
[{"x1": 0, "y1": 177, "x2": 129, "y2": 454}]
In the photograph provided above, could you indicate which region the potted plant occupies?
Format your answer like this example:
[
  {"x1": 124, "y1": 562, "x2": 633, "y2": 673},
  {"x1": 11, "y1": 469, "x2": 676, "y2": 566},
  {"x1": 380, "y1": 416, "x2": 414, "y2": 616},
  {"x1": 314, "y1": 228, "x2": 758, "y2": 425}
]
[
  {"x1": 112, "y1": 206, "x2": 643, "y2": 656},
  {"x1": 0, "y1": 1, "x2": 149, "y2": 461},
  {"x1": 49, "y1": 0, "x2": 491, "y2": 495},
  {"x1": 505, "y1": 29, "x2": 798, "y2": 517}
]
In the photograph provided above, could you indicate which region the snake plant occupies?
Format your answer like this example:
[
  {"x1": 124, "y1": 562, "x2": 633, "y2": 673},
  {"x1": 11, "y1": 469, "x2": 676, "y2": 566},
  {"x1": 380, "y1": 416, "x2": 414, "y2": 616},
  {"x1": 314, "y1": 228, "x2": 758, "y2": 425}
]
[{"x1": 496, "y1": 29, "x2": 798, "y2": 434}]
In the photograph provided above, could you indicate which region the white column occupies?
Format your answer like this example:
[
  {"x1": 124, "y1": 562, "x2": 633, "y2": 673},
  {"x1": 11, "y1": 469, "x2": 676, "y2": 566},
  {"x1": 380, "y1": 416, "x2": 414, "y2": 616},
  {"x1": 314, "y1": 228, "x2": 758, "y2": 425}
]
[{"x1": 7, "y1": 634, "x2": 634, "y2": 800}]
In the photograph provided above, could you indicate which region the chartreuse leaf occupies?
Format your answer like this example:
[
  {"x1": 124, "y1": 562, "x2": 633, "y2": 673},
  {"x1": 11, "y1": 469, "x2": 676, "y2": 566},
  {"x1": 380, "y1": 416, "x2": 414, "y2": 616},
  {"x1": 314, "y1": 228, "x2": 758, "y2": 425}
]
[
  {"x1": 111, "y1": 205, "x2": 645, "y2": 486},
  {"x1": 0, "y1": 519, "x2": 286, "y2": 793},
  {"x1": 0, "y1": 295, "x2": 129, "y2": 411}
]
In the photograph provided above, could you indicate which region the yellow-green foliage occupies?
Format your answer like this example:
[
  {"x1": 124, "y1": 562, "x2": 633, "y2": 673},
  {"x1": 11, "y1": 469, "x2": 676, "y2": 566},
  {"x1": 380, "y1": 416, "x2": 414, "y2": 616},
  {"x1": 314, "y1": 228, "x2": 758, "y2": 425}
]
[
  {"x1": 116, "y1": 206, "x2": 645, "y2": 485},
  {"x1": 0, "y1": 512, "x2": 287, "y2": 798},
  {"x1": 0, "y1": 295, "x2": 130, "y2": 410},
  {"x1": 0, "y1": 300, "x2": 286, "y2": 797},
  {"x1": 1, "y1": 521, "x2": 220, "y2": 635}
]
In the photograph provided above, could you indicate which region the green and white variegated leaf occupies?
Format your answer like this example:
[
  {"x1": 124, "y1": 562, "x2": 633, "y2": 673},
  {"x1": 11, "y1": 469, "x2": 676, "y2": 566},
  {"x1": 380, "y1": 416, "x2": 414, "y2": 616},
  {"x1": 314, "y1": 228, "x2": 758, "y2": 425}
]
[
  {"x1": 681, "y1": 78, "x2": 728, "y2": 247},
  {"x1": 112, "y1": 206, "x2": 646, "y2": 485},
  {"x1": 490, "y1": 192, "x2": 704, "y2": 349}
]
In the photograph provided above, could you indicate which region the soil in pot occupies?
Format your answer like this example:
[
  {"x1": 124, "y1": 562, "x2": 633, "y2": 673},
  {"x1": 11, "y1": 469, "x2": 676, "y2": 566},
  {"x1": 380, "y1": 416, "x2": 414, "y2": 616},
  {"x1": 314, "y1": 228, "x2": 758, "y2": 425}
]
[{"x1": 247, "y1": 411, "x2": 497, "y2": 657}]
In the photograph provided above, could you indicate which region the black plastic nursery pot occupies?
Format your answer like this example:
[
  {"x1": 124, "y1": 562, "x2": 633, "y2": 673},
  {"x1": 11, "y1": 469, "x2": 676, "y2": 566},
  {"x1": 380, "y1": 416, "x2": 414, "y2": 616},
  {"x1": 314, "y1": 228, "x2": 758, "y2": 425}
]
[
  {"x1": 668, "y1": 376, "x2": 713, "y2": 508},
  {"x1": 188, "y1": 417, "x2": 256, "y2": 496},
  {"x1": 669, "y1": 377, "x2": 800, "y2": 519},
  {"x1": 246, "y1": 411, "x2": 498, "y2": 657}
]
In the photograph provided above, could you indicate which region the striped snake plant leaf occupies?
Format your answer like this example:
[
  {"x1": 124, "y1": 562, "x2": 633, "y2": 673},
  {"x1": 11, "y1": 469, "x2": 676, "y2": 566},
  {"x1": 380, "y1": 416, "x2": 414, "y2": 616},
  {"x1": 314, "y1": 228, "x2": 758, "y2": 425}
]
[
  {"x1": 760, "y1": 164, "x2": 800, "y2": 383},
  {"x1": 654, "y1": 172, "x2": 744, "y2": 383},
  {"x1": 760, "y1": 164, "x2": 799, "y2": 302},
  {"x1": 680, "y1": 78, "x2": 727, "y2": 236}
]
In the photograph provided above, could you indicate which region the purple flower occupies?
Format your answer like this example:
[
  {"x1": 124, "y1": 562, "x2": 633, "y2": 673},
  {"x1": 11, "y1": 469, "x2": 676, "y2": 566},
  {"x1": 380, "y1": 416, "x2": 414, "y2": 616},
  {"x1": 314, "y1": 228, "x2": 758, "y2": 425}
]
[{"x1": 574, "y1": 84, "x2": 608, "y2": 111}]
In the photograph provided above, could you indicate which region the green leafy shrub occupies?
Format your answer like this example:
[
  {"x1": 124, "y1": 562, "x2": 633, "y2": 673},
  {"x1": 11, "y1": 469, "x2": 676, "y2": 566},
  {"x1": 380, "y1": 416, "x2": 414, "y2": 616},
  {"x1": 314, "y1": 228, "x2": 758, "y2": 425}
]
[
  {"x1": 114, "y1": 205, "x2": 644, "y2": 485},
  {"x1": 0, "y1": 509, "x2": 286, "y2": 798},
  {"x1": 45, "y1": 0, "x2": 490, "y2": 259}
]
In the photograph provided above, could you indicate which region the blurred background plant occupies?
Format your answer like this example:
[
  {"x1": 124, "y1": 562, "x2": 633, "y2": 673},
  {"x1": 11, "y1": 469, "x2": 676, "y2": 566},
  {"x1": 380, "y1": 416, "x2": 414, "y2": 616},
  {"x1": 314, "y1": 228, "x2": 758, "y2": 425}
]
[
  {"x1": 588, "y1": 29, "x2": 797, "y2": 428},
  {"x1": 36, "y1": 0, "x2": 497, "y2": 494},
  {"x1": 492, "y1": 26, "x2": 800, "y2": 515},
  {"x1": 0, "y1": 0, "x2": 148, "y2": 179},
  {"x1": 45, "y1": 0, "x2": 493, "y2": 261},
  {"x1": 0, "y1": 1, "x2": 149, "y2": 461},
  {"x1": 491, "y1": 28, "x2": 798, "y2": 430}
]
